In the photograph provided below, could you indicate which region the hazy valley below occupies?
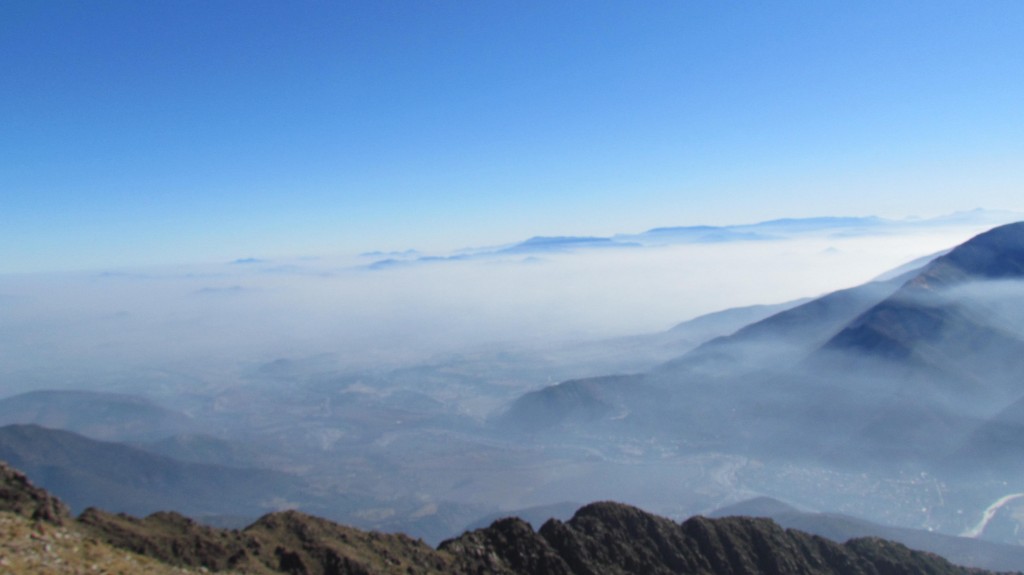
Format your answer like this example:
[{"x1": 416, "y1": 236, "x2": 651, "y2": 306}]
[{"x1": 3, "y1": 213, "x2": 1024, "y2": 571}]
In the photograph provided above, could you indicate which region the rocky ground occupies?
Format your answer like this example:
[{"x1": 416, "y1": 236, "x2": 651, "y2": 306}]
[{"x1": 0, "y1": 511, "x2": 217, "y2": 575}]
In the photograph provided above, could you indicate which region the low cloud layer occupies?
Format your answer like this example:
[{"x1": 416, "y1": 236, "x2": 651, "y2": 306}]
[{"x1": 0, "y1": 215, "x2": 1012, "y2": 397}]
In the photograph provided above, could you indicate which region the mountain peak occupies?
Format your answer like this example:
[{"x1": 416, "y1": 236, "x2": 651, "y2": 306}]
[
  {"x1": 910, "y1": 221, "x2": 1024, "y2": 290},
  {"x1": 822, "y1": 222, "x2": 1024, "y2": 361}
]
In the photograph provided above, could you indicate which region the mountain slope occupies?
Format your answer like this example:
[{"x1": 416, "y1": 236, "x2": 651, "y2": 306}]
[
  {"x1": 0, "y1": 389, "x2": 193, "y2": 442},
  {"x1": 823, "y1": 222, "x2": 1024, "y2": 363},
  {"x1": 502, "y1": 222, "x2": 1024, "y2": 467},
  {"x1": 658, "y1": 271, "x2": 912, "y2": 377},
  {"x1": 0, "y1": 424, "x2": 303, "y2": 519},
  {"x1": 496, "y1": 270, "x2": 920, "y2": 449},
  {"x1": 947, "y1": 395, "x2": 1024, "y2": 477},
  {"x1": 806, "y1": 222, "x2": 1024, "y2": 462},
  {"x1": 0, "y1": 511, "x2": 220, "y2": 575},
  {"x1": 0, "y1": 461, "x2": 228, "y2": 574}
]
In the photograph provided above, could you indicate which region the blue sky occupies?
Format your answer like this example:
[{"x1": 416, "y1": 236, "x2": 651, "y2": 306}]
[{"x1": 3, "y1": 1, "x2": 1023, "y2": 273}]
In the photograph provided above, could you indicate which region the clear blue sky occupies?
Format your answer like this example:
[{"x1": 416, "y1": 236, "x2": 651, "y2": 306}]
[{"x1": 3, "y1": 1, "x2": 1023, "y2": 273}]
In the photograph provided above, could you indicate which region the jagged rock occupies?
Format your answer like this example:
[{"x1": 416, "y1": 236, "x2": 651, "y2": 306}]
[
  {"x1": 540, "y1": 501, "x2": 705, "y2": 574},
  {"x1": 442, "y1": 501, "x2": 1004, "y2": 575},
  {"x1": 0, "y1": 460, "x2": 70, "y2": 525},
  {"x1": 79, "y1": 500, "x2": 1013, "y2": 575},
  {"x1": 441, "y1": 516, "x2": 572, "y2": 574},
  {"x1": 1, "y1": 459, "x2": 1012, "y2": 574}
]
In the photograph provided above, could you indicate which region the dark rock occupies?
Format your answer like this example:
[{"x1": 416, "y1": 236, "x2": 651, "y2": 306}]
[
  {"x1": 0, "y1": 459, "x2": 71, "y2": 525},
  {"x1": 4, "y1": 458, "x2": 1010, "y2": 574},
  {"x1": 441, "y1": 516, "x2": 571, "y2": 574},
  {"x1": 442, "y1": 500, "x2": 1000, "y2": 575}
]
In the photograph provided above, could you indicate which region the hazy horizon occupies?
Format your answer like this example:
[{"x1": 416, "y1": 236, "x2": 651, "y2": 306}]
[
  {"x1": 4, "y1": 2, "x2": 1024, "y2": 273},
  {"x1": 1, "y1": 213, "x2": 1015, "y2": 399}
]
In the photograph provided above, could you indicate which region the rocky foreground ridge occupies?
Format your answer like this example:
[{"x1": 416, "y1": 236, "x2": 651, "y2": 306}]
[{"x1": 1, "y1": 461, "x2": 1014, "y2": 575}]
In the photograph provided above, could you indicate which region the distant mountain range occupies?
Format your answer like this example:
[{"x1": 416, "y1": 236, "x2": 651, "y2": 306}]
[{"x1": 362, "y1": 210, "x2": 1023, "y2": 268}]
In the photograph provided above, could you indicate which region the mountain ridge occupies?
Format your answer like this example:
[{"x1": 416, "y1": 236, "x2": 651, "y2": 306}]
[
  {"x1": 1, "y1": 460, "x2": 1008, "y2": 574},
  {"x1": 496, "y1": 220, "x2": 1024, "y2": 521},
  {"x1": 823, "y1": 222, "x2": 1024, "y2": 362},
  {"x1": 363, "y1": 211, "x2": 1022, "y2": 269},
  {"x1": 0, "y1": 424, "x2": 303, "y2": 519}
]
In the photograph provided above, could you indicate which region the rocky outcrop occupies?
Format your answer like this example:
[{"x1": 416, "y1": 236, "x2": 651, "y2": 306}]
[
  {"x1": 0, "y1": 460, "x2": 1013, "y2": 574},
  {"x1": 78, "y1": 507, "x2": 268, "y2": 573},
  {"x1": 440, "y1": 502, "x2": 1006, "y2": 575},
  {"x1": 80, "y1": 506, "x2": 453, "y2": 575},
  {"x1": 442, "y1": 516, "x2": 573, "y2": 574},
  {"x1": 0, "y1": 460, "x2": 70, "y2": 525},
  {"x1": 243, "y1": 509, "x2": 451, "y2": 575},
  {"x1": 0, "y1": 510, "x2": 214, "y2": 575}
]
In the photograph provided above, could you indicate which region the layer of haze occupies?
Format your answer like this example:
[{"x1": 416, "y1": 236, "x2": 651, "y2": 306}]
[{"x1": 0, "y1": 219, "x2": 1004, "y2": 398}]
